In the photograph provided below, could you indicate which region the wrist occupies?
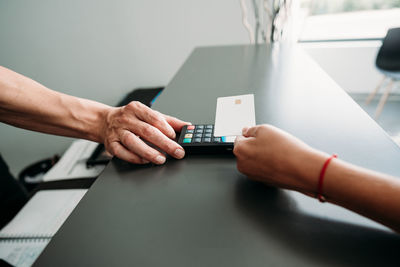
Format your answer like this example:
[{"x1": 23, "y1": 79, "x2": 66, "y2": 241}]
[
  {"x1": 90, "y1": 103, "x2": 112, "y2": 144},
  {"x1": 73, "y1": 98, "x2": 112, "y2": 143},
  {"x1": 292, "y1": 149, "x2": 328, "y2": 195}
]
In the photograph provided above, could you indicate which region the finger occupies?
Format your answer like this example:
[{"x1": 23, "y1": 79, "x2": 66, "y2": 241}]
[
  {"x1": 233, "y1": 135, "x2": 255, "y2": 159},
  {"x1": 242, "y1": 127, "x2": 250, "y2": 136},
  {"x1": 134, "y1": 121, "x2": 185, "y2": 159},
  {"x1": 120, "y1": 130, "x2": 167, "y2": 165},
  {"x1": 128, "y1": 102, "x2": 176, "y2": 139},
  {"x1": 234, "y1": 135, "x2": 245, "y2": 146},
  {"x1": 163, "y1": 114, "x2": 191, "y2": 132},
  {"x1": 108, "y1": 142, "x2": 149, "y2": 164},
  {"x1": 233, "y1": 135, "x2": 247, "y2": 158},
  {"x1": 243, "y1": 126, "x2": 259, "y2": 137}
]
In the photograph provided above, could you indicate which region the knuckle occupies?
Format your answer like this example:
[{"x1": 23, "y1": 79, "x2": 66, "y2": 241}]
[
  {"x1": 147, "y1": 110, "x2": 163, "y2": 125},
  {"x1": 117, "y1": 115, "x2": 130, "y2": 125},
  {"x1": 107, "y1": 143, "x2": 118, "y2": 156},
  {"x1": 164, "y1": 141, "x2": 177, "y2": 153},
  {"x1": 120, "y1": 131, "x2": 129, "y2": 143},
  {"x1": 121, "y1": 132, "x2": 135, "y2": 147},
  {"x1": 233, "y1": 143, "x2": 243, "y2": 156},
  {"x1": 126, "y1": 101, "x2": 141, "y2": 111},
  {"x1": 152, "y1": 115, "x2": 163, "y2": 126},
  {"x1": 142, "y1": 125, "x2": 156, "y2": 137},
  {"x1": 233, "y1": 144, "x2": 239, "y2": 155},
  {"x1": 119, "y1": 107, "x2": 130, "y2": 118},
  {"x1": 124, "y1": 103, "x2": 133, "y2": 112},
  {"x1": 128, "y1": 156, "x2": 141, "y2": 164},
  {"x1": 143, "y1": 150, "x2": 156, "y2": 160}
]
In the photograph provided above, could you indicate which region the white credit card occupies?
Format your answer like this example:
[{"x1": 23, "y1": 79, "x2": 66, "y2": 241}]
[{"x1": 214, "y1": 94, "x2": 256, "y2": 137}]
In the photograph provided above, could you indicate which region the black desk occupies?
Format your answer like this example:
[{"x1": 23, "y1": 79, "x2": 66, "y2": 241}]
[{"x1": 35, "y1": 45, "x2": 400, "y2": 267}]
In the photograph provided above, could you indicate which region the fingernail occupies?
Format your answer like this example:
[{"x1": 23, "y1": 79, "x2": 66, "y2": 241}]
[
  {"x1": 174, "y1": 148, "x2": 185, "y2": 159},
  {"x1": 155, "y1": 155, "x2": 166, "y2": 165},
  {"x1": 242, "y1": 127, "x2": 249, "y2": 135}
]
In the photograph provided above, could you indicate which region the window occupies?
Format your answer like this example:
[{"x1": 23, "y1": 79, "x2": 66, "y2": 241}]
[{"x1": 299, "y1": 0, "x2": 400, "y2": 41}]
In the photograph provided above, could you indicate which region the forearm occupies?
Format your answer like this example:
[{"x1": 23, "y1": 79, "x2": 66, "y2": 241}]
[
  {"x1": 235, "y1": 125, "x2": 400, "y2": 232},
  {"x1": 324, "y1": 159, "x2": 400, "y2": 232},
  {"x1": 299, "y1": 153, "x2": 400, "y2": 232},
  {"x1": 0, "y1": 66, "x2": 110, "y2": 142}
]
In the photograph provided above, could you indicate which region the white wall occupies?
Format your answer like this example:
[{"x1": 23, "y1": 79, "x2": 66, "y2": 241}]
[
  {"x1": 302, "y1": 41, "x2": 384, "y2": 94},
  {"x1": 0, "y1": 0, "x2": 249, "y2": 175}
]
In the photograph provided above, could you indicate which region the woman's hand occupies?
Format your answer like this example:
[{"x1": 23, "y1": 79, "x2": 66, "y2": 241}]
[
  {"x1": 233, "y1": 124, "x2": 327, "y2": 195},
  {"x1": 101, "y1": 101, "x2": 189, "y2": 165}
]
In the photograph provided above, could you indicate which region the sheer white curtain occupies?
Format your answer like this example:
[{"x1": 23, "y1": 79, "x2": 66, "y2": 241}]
[{"x1": 239, "y1": 0, "x2": 296, "y2": 43}]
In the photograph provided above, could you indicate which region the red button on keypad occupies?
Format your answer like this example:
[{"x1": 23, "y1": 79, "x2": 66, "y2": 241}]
[{"x1": 187, "y1": 125, "x2": 195, "y2": 130}]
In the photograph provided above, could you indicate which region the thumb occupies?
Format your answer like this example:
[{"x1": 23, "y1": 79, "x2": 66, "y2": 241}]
[{"x1": 242, "y1": 126, "x2": 259, "y2": 137}]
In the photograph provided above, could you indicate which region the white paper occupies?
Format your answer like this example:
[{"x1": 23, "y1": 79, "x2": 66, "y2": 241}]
[
  {"x1": 0, "y1": 189, "x2": 86, "y2": 238},
  {"x1": 214, "y1": 94, "x2": 256, "y2": 137},
  {"x1": 0, "y1": 239, "x2": 49, "y2": 267},
  {"x1": 43, "y1": 139, "x2": 106, "y2": 182}
]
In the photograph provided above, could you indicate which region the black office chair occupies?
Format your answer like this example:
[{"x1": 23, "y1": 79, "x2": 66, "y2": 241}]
[{"x1": 366, "y1": 27, "x2": 400, "y2": 118}]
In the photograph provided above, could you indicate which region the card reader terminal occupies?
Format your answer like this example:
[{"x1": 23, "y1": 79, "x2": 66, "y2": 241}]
[{"x1": 177, "y1": 125, "x2": 234, "y2": 154}]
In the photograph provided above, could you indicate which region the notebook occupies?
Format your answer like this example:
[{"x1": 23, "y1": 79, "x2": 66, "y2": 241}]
[
  {"x1": 42, "y1": 140, "x2": 105, "y2": 182},
  {"x1": 0, "y1": 239, "x2": 49, "y2": 267},
  {"x1": 0, "y1": 189, "x2": 86, "y2": 267}
]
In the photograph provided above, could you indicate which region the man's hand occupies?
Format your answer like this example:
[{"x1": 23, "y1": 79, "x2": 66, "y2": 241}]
[
  {"x1": 233, "y1": 124, "x2": 327, "y2": 194},
  {"x1": 102, "y1": 101, "x2": 189, "y2": 165},
  {"x1": 0, "y1": 65, "x2": 189, "y2": 165}
]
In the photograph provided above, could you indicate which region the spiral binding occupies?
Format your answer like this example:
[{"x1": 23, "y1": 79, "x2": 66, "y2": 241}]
[{"x1": 0, "y1": 233, "x2": 52, "y2": 242}]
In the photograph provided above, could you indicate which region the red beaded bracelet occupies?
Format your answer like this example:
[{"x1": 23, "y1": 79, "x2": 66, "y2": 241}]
[{"x1": 317, "y1": 154, "x2": 337, "y2": 202}]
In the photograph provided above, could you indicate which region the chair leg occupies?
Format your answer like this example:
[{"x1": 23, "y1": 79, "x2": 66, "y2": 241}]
[
  {"x1": 366, "y1": 76, "x2": 386, "y2": 105},
  {"x1": 374, "y1": 79, "x2": 394, "y2": 119}
]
